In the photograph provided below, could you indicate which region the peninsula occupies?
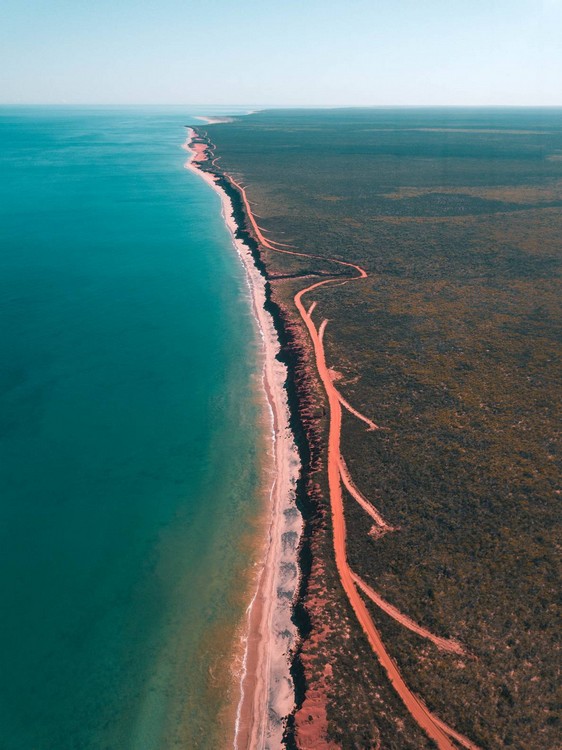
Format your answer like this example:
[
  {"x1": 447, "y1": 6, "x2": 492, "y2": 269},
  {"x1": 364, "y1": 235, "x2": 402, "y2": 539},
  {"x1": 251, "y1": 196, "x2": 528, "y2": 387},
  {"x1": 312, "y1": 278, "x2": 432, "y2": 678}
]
[{"x1": 189, "y1": 108, "x2": 561, "y2": 750}]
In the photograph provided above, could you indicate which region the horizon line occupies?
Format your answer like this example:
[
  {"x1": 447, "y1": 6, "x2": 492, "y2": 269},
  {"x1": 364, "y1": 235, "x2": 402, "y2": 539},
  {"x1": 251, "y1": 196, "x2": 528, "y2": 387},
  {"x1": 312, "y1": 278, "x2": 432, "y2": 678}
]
[{"x1": 2, "y1": 103, "x2": 562, "y2": 109}]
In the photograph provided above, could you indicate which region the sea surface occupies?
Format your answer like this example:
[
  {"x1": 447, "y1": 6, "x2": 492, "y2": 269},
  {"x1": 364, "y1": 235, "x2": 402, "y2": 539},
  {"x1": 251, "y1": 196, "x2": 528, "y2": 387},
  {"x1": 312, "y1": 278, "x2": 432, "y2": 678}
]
[{"x1": 0, "y1": 107, "x2": 265, "y2": 749}]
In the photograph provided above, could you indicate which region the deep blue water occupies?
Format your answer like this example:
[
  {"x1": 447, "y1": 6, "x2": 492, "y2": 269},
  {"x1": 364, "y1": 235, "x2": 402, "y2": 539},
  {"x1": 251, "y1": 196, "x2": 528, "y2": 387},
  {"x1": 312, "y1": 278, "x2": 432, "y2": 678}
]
[{"x1": 0, "y1": 107, "x2": 263, "y2": 749}]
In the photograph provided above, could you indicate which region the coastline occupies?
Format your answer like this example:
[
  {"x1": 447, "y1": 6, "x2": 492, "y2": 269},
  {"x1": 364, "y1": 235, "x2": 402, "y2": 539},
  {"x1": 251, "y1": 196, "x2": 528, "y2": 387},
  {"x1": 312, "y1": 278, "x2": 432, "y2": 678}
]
[
  {"x1": 183, "y1": 129, "x2": 302, "y2": 749},
  {"x1": 185, "y1": 118, "x2": 491, "y2": 750}
]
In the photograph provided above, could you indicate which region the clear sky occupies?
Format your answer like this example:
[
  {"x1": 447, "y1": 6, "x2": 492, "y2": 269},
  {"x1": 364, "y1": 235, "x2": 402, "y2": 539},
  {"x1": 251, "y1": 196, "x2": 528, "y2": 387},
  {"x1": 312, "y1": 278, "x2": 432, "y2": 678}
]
[{"x1": 1, "y1": 0, "x2": 561, "y2": 105}]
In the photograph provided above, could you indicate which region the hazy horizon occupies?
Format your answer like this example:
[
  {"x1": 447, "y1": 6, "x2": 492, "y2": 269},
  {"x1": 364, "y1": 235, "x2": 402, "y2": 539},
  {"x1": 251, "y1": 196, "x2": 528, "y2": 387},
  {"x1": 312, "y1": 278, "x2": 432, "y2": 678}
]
[
  {"x1": 2, "y1": 0, "x2": 561, "y2": 107},
  {"x1": 3, "y1": 104, "x2": 562, "y2": 109}
]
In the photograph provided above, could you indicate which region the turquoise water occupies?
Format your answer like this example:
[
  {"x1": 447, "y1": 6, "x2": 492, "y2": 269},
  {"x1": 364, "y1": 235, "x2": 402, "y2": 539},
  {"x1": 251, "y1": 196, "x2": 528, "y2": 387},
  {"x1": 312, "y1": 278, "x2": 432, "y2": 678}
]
[{"x1": 0, "y1": 108, "x2": 264, "y2": 748}]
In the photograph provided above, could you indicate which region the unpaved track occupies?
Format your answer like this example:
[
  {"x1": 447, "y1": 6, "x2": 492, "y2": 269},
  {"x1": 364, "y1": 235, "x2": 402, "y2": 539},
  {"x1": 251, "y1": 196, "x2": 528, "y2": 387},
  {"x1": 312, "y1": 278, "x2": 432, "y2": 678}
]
[
  {"x1": 338, "y1": 456, "x2": 391, "y2": 531},
  {"x1": 336, "y1": 391, "x2": 379, "y2": 430},
  {"x1": 293, "y1": 281, "x2": 473, "y2": 750},
  {"x1": 202, "y1": 143, "x2": 479, "y2": 750},
  {"x1": 351, "y1": 572, "x2": 466, "y2": 655}
]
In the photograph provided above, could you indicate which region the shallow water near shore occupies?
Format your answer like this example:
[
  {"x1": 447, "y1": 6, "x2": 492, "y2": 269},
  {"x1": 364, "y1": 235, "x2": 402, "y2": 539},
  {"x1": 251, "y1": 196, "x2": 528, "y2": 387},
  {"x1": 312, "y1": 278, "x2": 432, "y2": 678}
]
[{"x1": 0, "y1": 106, "x2": 266, "y2": 749}]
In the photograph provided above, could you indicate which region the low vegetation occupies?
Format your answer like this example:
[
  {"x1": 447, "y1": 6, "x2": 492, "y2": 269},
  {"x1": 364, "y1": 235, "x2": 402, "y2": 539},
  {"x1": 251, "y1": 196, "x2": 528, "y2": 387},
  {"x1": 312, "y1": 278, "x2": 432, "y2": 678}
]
[{"x1": 200, "y1": 108, "x2": 561, "y2": 749}]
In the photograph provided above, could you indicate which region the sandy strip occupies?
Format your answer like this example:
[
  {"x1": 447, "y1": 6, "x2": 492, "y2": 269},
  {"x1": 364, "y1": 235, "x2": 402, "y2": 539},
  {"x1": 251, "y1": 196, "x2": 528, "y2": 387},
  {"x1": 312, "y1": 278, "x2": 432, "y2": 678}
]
[
  {"x1": 195, "y1": 115, "x2": 235, "y2": 124},
  {"x1": 190, "y1": 141, "x2": 209, "y2": 163},
  {"x1": 183, "y1": 129, "x2": 301, "y2": 750}
]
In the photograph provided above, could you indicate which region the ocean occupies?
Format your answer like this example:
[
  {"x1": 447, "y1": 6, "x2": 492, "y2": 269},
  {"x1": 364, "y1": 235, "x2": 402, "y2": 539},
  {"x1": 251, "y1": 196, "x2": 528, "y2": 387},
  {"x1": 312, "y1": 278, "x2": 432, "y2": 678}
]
[{"x1": 0, "y1": 107, "x2": 265, "y2": 749}]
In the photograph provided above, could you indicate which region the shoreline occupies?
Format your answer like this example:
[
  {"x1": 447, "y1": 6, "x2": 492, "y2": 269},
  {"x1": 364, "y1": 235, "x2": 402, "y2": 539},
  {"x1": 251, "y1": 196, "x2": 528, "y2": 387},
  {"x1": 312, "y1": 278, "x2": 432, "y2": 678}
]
[
  {"x1": 194, "y1": 115, "x2": 236, "y2": 125},
  {"x1": 186, "y1": 124, "x2": 483, "y2": 750},
  {"x1": 183, "y1": 129, "x2": 302, "y2": 749}
]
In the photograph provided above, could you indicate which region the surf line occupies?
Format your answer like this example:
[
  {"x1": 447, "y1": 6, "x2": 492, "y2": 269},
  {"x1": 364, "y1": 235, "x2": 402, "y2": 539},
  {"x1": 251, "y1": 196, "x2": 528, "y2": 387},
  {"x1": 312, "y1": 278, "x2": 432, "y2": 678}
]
[{"x1": 184, "y1": 129, "x2": 302, "y2": 750}]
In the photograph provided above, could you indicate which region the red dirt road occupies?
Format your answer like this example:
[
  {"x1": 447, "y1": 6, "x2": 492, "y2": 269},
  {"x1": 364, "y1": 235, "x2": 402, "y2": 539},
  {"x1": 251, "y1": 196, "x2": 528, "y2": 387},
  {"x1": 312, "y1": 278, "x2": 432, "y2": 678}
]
[
  {"x1": 351, "y1": 572, "x2": 466, "y2": 655},
  {"x1": 293, "y1": 282, "x2": 472, "y2": 750},
  {"x1": 336, "y1": 390, "x2": 380, "y2": 430},
  {"x1": 338, "y1": 456, "x2": 391, "y2": 531},
  {"x1": 216, "y1": 164, "x2": 479, "y2": 750}
]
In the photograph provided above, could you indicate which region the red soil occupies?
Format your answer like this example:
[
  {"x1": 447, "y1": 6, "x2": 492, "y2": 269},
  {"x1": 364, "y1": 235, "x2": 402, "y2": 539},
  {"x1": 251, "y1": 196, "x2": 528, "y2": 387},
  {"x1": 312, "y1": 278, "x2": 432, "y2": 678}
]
[
  {"x1": 195, "y1": 137, "x2": 480, "y2": 750},
  {"x1": 336, "y1": 391, "x2": 380, "y2": 431},
  {"x1": 227, "y1": 171, "x2": 481, "y2": 750},
  {"x1": 338, "y1": 456, "x2": 392, "y2": 532},
  {"x1": 293, "y1": 279, "x2": 472, "y2": 750},
  {"x1": 191, "y1": 142, "x2": 209, "y2": 163},
  {"x1": 351, "y1": 572, "x2": 466, "y2": 655}
]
